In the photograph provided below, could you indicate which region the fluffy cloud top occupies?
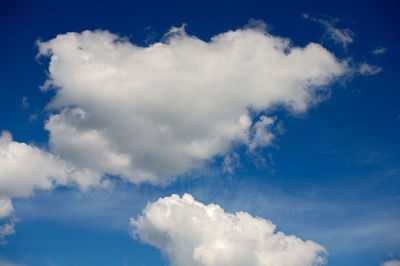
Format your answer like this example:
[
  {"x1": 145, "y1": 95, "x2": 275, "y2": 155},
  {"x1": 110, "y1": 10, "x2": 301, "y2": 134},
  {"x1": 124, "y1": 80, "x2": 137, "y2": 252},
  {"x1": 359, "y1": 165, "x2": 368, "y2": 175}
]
[
  {"x1": 37, "y1": 23, "x2": 346, "y2": 184},
  {"x1": 130, "y1": 194, "x2": 327, "y2": 266}
]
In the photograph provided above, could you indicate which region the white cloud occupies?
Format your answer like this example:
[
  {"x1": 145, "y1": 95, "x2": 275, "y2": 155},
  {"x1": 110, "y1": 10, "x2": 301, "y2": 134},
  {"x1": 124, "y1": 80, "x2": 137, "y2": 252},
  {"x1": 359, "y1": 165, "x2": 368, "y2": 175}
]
[
  {"x1": 37, "y1": 23, "x2": 347, "y2": 184},
  {"x1": 382, "y1": 260, "x2": 400, "y2": 266},
  {"x1": 0, "y1": 198, "x2": 13, "y2": 219},
  {"x1": 372, "y1": 47, "x2": 386, "y2": 55},
  {"x1": 358, "y1": 63, "x2": 382, "y2": 76},
  {"x1": 303, "y1": 14, "x2": 354, "y2": 49},
  {"x1": 0, "y1": 131, "x2": 102, "y2": 220},
  {"x1": 0, "y1": 131, "x2": 101, "y2": 199},
  {"x1": 0, "y1": 219, "x2": 16, "y2": 245},
  {"x1": 130, "y1": 193, "x2": 327, "y2": 266},
  {"x1": 248, "y1": 115, "x2": 275, "y2": 150}
]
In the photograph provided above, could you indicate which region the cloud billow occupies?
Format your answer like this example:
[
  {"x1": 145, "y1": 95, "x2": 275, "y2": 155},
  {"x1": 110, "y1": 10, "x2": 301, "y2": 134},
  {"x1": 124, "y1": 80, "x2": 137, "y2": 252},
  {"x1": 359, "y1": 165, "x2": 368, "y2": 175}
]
[
  {"x1": 130, "y1": 194, "x2": 327, "y2": 266},
  {"x1": 37, "y1": 23, "x2": 347, "y2": 184}
]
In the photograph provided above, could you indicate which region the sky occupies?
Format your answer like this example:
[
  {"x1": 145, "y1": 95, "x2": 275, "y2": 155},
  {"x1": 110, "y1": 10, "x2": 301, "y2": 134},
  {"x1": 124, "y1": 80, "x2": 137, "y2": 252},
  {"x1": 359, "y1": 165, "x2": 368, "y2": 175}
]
[{"x1": 0, "y1": 0, "x2": 399, "y2": 265}]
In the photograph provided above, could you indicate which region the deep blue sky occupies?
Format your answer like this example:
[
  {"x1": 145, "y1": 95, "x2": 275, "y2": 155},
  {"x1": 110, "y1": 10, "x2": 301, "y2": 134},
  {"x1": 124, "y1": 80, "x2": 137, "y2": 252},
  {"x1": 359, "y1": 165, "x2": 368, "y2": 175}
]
[{"x1": 1, "y1": 0, "x2": 399, "y2": 265}]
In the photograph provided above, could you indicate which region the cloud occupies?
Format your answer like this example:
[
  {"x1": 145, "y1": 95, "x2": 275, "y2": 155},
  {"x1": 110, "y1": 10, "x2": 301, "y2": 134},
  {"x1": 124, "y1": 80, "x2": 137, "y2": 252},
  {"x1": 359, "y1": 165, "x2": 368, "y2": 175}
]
[
  {"x1": 37, "y1": 23, "x2": 347, "y2": 184},
  {"x1": 0, "y1": 257, "x2": 25, "y2": 266},
  {"x1": 222, "y1": 152, "x2": 240, "y2": 173},
  {"x1": 248, "y1": 115, "x2": 275, "y2": 150},
  {"x1": 303, "y1": 14, "x2": 354, "y2": 49},
  {"x1": 21, "y1": 97, "x2": 29, "y2": 108},
  {"x1": 130, "y1": 193, "x2": 327, "y2": 266},
  {"x1": 358, "y1": 63, "x2": 382, "y2": 76},
  {"x1": 0, "y1": 131, "x2": 101, "y2": 199},
  {"x1": 0, "y1": 219, "x2": 16, "y2": 245},
  {"x1": 372, "y1": 47, "x2": 386, "y2": 55},
  {"x1": 0, "y1": 131, "x2": 102, "y2": 218},
  {"x1": 0, "y1": 198, "x2": 13, "y2": 219},
  {"x1": 382, "y1": 260, "x2": 400, "y2": 266},
  {"x1": 29, "y1": 113, "x2": 38, "y2": 122}
]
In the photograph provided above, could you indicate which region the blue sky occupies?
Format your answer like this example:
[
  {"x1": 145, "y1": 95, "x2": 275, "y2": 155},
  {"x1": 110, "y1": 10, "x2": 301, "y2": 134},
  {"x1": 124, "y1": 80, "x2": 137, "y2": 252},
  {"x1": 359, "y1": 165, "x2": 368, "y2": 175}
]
[{"x1": 0, "y1": 0, "x2": 399, "y2": 265}]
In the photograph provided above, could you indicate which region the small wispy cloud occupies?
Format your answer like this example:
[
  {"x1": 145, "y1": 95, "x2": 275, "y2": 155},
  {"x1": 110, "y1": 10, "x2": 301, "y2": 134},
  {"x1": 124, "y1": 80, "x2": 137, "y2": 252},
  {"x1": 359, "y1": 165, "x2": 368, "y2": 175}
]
[
  {"x1": 29, "y1": 113, "x2": 38, "y2": 122},
  {"x1": 372, "y1": 47, "x2": 387, "y2": 55},
  {"x1": 222, "y1": 152, "x2": 240, "y2": 174},
  {"x1": 358, "y1": 63, "x2": 382, "y2": 76},
  {"x1": 0, "y1": 257, "x2": 25, "y2": 266},
  {"x1": 302, "y1": 13, "x2": 354, "y2": 49},
  {"x1": 21, "y1": 97, "x2": 29, "y2": 108},
  {"x1": 0, "y1": 219, "x2": 17, "y2": 245}
]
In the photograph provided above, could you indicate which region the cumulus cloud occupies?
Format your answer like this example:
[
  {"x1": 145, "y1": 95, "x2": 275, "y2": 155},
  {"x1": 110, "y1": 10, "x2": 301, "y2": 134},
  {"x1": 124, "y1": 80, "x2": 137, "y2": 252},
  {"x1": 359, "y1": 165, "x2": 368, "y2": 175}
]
[
  {"x1": 0, "y1": 131, "x2": 101, "y2": 218},
  {"x1": 37, "y1": 22, "x2": 346, "y2": 184},
  {"x1": 382, "y1": 260, "x2": 400, "y2": 266},
  {"x1": 130, "y1": 193, "x2": 327, "y2": 266},
  {"x1": 0, "y1": 131, "x2": 101, "y2": 198},
  {"x1": 303, "y1": 14, "x2": 354, "y2": 49}
]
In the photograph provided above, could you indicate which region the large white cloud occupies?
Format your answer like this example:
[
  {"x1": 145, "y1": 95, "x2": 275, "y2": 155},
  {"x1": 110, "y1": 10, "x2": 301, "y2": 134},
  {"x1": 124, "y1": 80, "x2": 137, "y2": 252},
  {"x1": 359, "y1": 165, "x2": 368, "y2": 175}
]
[
  {"x1": 37, "y1": 23, "x2": 347, "y2": 184},
  {"x1": 130, "y1": 193, "x2": 327, "y2": 266}
]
